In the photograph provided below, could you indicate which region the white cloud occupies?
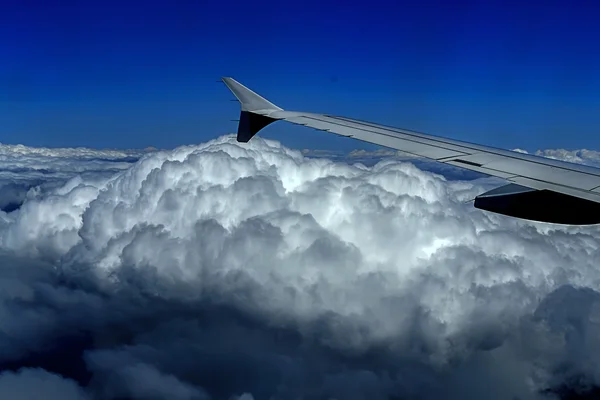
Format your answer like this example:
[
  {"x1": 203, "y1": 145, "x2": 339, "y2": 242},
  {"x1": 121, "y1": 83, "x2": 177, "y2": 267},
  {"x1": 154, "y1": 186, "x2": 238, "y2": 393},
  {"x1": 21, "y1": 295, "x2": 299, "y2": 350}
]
[
  {"x1": 512, "y1": 148, "x2": 600, "y2": 167},
  {"x1": 535, "y1": 148, "x2": 600, "y2": 167},
  {"x1": 0, "y1": 142, "x2": 149, "y2": 214},
  {"x1": 85, "y1": 353, "x2": 209, "y2": 400},
  {"x1": 0, "y1": 142, "x2": 149, "y2": 176},
  {"x1": 0, "y1": 135, "x2": 598, "y2": 399},
  {"x1": 0, "y1": 368, "x2": 88, "y2": 400}
]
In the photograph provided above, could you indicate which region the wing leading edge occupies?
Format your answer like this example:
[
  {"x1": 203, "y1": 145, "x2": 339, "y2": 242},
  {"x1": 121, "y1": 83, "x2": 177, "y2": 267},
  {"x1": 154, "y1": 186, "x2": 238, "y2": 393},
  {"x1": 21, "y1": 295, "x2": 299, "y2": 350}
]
[{"x1": 221, "y1": 77, "x2": 600, "y2": 225}]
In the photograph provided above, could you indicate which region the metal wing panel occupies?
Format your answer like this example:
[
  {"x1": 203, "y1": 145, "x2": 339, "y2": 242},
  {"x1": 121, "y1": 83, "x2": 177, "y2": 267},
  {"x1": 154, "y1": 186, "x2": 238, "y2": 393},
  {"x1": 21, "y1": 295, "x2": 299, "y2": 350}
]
[
  {"x1": 307, "y1": 114, "x2": 477, "y2": 155},
  {"x1": 445, "y1": 161, "x2": 519, "y2": 179},
  {"x1": 276, "y1": 113, "x2": 469, "y2": 160},
  {"x1": 441, "y1": 151, "x2": 600, "y2": 190},
  {"x1": 486, "y1": 160, "x2": 600, "y2": 190}
]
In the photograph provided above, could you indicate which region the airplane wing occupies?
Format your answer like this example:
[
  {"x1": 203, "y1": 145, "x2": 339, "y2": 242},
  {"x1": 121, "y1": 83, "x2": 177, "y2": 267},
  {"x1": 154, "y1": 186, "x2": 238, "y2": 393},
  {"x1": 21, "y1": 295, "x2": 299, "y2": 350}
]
[{"x1": 221, "y1": 77, "x2": 600, "y2": 225}]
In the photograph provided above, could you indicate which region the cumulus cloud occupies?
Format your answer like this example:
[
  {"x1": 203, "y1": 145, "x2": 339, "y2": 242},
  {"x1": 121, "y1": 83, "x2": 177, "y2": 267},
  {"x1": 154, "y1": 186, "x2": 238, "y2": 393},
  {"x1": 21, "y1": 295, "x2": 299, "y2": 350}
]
[
  {"x1": 512, "y1": 148, "x2": 600, "y2": 167},
  {"x1": 0, "y1": 142, "x2": 150, "y2": 212},
  {"x1": 0, "y1": 135, "x2": 598, "y2": 399},
  {"x1": 0, "y1": 368, "x2": 88, "y2": 399}
]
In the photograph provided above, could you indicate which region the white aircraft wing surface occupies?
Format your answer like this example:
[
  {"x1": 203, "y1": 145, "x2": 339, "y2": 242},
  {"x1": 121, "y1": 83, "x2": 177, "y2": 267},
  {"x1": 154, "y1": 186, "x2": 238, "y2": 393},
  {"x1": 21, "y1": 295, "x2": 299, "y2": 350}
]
[{"x1": 222, "y1": 77, "x2": 600, "y2": 225}]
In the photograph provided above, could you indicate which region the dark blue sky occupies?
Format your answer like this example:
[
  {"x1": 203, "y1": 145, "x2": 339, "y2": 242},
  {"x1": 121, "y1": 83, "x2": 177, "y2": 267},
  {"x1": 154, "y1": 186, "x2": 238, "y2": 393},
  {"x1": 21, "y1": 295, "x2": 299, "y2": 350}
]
[{"x1": 1, "y1": 0, "x2": 599, "y2": 152}]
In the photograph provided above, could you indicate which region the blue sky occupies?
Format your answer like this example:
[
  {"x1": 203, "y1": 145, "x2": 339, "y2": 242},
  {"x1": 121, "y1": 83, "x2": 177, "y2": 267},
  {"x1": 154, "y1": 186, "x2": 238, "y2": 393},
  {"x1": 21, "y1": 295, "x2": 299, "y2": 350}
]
[{"x1": 1, "y1": 0, "x2": 599, "y2": 152}]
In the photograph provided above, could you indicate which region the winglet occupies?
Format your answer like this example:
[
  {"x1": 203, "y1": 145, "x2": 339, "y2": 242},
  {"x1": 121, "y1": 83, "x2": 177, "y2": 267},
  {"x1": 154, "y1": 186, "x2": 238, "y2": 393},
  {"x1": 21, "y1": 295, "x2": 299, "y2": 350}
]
[
  {"x1": 221, "y1": 77, "x2": 282, "y2": 142},
  {"x1": 222, "y1": 77, "x2": 282, "y2": 113}
]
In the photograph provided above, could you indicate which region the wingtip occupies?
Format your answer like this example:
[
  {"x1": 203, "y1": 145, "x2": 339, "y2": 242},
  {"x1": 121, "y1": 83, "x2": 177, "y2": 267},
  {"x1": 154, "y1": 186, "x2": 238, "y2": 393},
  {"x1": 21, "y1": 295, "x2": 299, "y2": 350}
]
[
  {"x1": 221, "y1": 77, "x2": 238, "y2": 85},
  {"x1": 220, "y1": 77, "x2": 282, "y2": 113},
  {"x1": 220, "y1": 77, "x2": 281, "y2": 142}
]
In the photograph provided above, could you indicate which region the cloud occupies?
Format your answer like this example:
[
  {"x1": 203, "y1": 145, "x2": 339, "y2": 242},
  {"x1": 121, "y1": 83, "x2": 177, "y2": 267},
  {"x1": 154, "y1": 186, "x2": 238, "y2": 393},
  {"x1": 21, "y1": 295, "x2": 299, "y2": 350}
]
[
  {"x1": 86, "y1": 356, "x2": 210, "y2": 400},
  {"x1": 0, "y1": 135, "x2": 598, "y2": 399},
  {"x1": 512, "y1": 148, "x2": 600, "y2": 167},
  {"x1": 0, "y1": 368, "x2": 88, "y2": 400},
  {"x1": 0, "y1": 142, "x2": 149, "y2": 212}
]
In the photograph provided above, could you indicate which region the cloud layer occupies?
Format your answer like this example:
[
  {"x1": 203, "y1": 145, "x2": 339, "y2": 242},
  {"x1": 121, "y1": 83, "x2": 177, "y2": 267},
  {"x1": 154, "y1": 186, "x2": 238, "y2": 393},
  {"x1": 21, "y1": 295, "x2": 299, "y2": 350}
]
[
  {"x1": 0, "y1": 136, "x2": 599, "y2": 399},
  {"x1": 513, "y1": 147, "x2": 600, "y2": 167},
  {"x1": 0, "y1": 142, "x2": 148, "y2": 213}
]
